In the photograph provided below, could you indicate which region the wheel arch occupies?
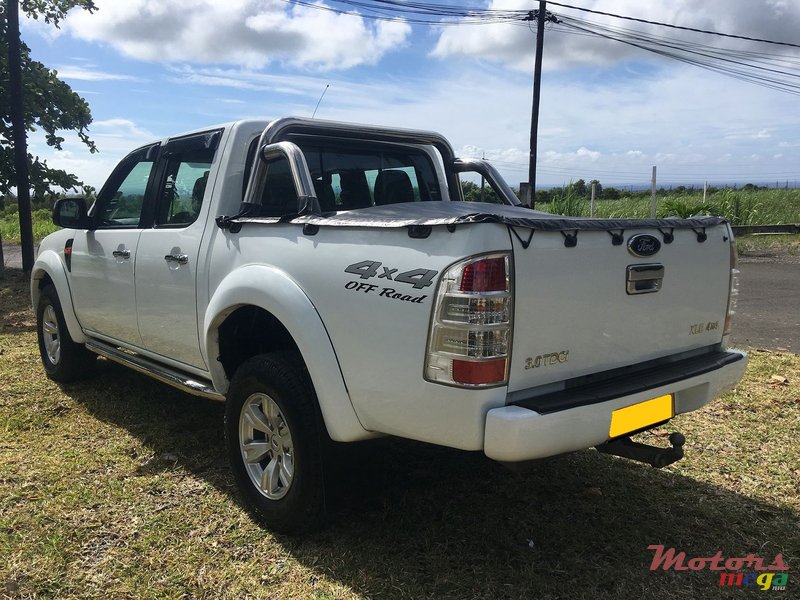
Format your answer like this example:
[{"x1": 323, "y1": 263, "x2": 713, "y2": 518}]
[
  {"x1": 31, "y1": 251, "x2": 87, "y2": 344},
  {"x1": 205, "y1": 264, "x2": 374, "y2": 442}
]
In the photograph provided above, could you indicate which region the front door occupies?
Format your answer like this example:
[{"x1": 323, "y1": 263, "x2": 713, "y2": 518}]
[{"x1": 70, "y1": 145, "x2": 159, "y2": 348}]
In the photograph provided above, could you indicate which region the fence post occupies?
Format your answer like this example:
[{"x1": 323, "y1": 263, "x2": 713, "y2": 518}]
[
  {"x1": 590, "y1": 181, "x2": 596, "y2": 217},
  {"x1": 650, "y1": 166, "x2": 657, "y2": 218}
]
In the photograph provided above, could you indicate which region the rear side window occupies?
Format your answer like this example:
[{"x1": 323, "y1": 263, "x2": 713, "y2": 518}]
[
  {"x1": 156, "y1": 149, "x2": 214, "y2": 226},
  {"x1": 154, "y1": 129, "x2": 221, "y2": 227}
]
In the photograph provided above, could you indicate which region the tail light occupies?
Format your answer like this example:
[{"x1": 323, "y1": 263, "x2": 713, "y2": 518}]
[
  {"x1": 425, "y1": 253, "x2": 512, "y2": 387},
  {"x1": 723, "y1": 227, "x2": 739, "y2": 341}
]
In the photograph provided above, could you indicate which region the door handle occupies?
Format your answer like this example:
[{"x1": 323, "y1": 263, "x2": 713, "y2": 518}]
[
  {"x1": 112, "y1": 249, "x2": 131, "y2": 259},
  {"x1": 626, "y1": 264, "x2": 664, "y2": 295},
  {"x1": 164, "y1": 253, "x2": 189, "y2": 265}
]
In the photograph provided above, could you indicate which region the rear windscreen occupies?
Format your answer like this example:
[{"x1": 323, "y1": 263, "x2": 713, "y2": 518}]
[{"x1": 245, "y1": 138, "x2": 442, "y2": 216}]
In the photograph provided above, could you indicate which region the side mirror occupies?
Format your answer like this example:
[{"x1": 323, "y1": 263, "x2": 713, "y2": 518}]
[{"x1": 53, "y1": 198, "x2": 91, "y2": 229}]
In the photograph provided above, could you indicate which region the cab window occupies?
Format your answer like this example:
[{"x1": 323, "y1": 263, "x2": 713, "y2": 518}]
[{"x1": 95, "y1": 153, "x2": 156, "y2": 228}]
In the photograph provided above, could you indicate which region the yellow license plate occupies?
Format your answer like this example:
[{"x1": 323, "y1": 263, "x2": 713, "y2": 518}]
[{"x1": 609, "y1": 394, "x2": 673, "y2": 438}]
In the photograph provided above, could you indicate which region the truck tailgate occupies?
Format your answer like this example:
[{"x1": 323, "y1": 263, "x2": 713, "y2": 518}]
[{"x1": 508, "y1": 224, "x2": 732, "y2": 393}]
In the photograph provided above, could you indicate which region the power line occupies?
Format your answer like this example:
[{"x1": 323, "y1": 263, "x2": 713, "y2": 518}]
[
  {"x1": 281, "y1": 1, "x2": 800, "y2": 96},
  {"x1": 546, "y1": 1, "x2": 800, "y2": 49},
  {"x1": 279, "y1": 0, "x2": 529, "y2": 25},
  {"x1": 284, "y1": 0, "x2": 800, "y2": 53},
  {"x1": 556, "y1": 16, "x2": 800, "y2": 96}
]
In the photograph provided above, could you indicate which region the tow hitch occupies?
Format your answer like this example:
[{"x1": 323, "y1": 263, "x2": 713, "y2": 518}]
[{"x1": 596, "y1": 432, "x2": 686, "y2": 468}]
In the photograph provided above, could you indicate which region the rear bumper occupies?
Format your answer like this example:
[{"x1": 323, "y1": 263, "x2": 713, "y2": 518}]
[{"x1": 483, "y1": 349, "x2": 747, "y2": 462}]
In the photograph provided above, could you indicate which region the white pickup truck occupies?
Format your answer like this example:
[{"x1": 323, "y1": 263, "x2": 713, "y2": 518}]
[{"x1": 33, "y1": 118, "x2": 747, "y2": 533}]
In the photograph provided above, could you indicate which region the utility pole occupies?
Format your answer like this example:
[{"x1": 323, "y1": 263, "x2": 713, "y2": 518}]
[
  {"x1": 6, "y1": 0, "x2": 35, "y2": 272},
  {"x1": 526, "y1": 1, "x2": 557, "y2": 210}
]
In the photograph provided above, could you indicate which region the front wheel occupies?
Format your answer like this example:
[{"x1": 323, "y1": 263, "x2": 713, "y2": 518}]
[
  {"x1": 36, "y1": 284, "x2": 96, "y2": 383},
  {"x1": 224, "y1": 352, "x2": 326, "y2": 534}
]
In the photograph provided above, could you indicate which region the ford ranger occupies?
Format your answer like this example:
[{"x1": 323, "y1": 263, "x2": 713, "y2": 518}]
[{"x1": 32, "y1": 118, "x2": 747, "y2": 533}]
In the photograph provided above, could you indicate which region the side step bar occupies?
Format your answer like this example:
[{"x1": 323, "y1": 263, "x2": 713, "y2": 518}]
[
  {"x1": 596, "y1": 432, "x2": 686, "y2": 468},
  {"x1": 85, "y1": 340, "x2": 225, "y2": 402}
]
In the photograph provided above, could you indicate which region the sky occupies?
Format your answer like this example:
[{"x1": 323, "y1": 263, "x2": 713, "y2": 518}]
[{"x1": 18, "y1": 0, "x2": 800, "y2": 191}]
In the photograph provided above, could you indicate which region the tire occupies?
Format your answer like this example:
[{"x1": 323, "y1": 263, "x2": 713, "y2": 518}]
[
  {"x1": 224, "y1": 352, "x2": 327, "y2": 534},
  {"x1": 36, "y1": 284, "x2": 96, "y2": 383}
]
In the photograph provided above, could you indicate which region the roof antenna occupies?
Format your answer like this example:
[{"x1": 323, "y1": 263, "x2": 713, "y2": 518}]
[{"x1": 311, "y1": 84, "x2": 329, "y2": 119}]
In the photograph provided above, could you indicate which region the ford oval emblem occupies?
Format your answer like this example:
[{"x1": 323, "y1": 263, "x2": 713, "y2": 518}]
[{"x1": 628, "y1": 234, "x2": 661, "y2": 257}]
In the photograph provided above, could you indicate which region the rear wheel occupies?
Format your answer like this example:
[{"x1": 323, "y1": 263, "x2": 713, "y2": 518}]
[
  {"x1": 36, "y1": 284, "x2": 96, "y2": 383},
  {"x1": 224, "y1": 352, "x2": 326, "y2": 534}
]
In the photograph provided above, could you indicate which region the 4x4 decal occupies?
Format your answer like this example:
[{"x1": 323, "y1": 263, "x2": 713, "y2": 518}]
[{"x1": 344, "y1": 260, "x2": 438, "y2": 290}]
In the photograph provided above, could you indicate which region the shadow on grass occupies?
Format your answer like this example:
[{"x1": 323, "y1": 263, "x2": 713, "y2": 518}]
[{"x1": 57, "y1": 358, "x2": 797, "y2": 599}]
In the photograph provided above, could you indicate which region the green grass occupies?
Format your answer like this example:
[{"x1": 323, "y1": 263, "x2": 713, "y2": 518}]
[
  {"x1": 1, "y1": 268, "x2": 798, "y2": 598},
  {"x1": 542, "y1": 188, "x2": 800, "y2": 224},
  {"x1": 736, "y1": 234, "x2": 800, "y2": 257}
]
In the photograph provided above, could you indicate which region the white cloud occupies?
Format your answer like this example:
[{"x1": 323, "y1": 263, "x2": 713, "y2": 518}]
[
  {"x1": 56, "y1": 65, "x2": 143, "y2": 81},
  {"x1": 194, "y1": 63, "x2": 799, "y2": 187},
  {"x1": 65, "y1": 0, "x2": 410, "y2": 71},
  {"x1": 576, "y1": 146, "x2": 601, "y2": 161}
]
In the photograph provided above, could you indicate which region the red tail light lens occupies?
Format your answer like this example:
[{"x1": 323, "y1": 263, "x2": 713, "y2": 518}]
[
  {"x1": 452, "y1": 358, "x2": 507, "y2": 385},
  {"x1": 460, "y1": 257, "x2": 507, "y2": 292}
]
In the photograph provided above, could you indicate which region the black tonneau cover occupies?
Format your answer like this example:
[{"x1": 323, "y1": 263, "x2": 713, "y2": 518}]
[{"x1": 226, "y1": 201, "x2": 727, "y2": 232}]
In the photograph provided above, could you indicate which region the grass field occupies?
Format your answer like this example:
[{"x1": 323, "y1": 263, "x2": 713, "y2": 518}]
[
  {"x1": 0, "y1": 208, "x2": 57, "y2": 245},
  {"x1": 541, "y1": 188, "x2": 800, "y2": 224},
  {"x1": 0, "y1": 268, "x2": 797, "y2": 599}
]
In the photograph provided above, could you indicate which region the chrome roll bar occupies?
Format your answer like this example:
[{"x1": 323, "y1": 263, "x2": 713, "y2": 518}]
[
  {"x1": 451, "y1": 158, "x2": 521, "y2": 206},
  {"x1": 243, "y1": 117, "x2": 521, "y2": 214}
]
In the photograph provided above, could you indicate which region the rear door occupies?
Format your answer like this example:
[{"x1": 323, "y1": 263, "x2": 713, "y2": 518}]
[
  {"x1": 70, "y1": 144, "x2": 159, "y2": 347},
  {"x1": 133, "y1": 130, "x2": 221, "y2": 369}
]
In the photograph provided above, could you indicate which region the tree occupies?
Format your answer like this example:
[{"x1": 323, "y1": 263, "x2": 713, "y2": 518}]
[
  {"x1": 461, "y1": 179, "x2": 501, "y2": 204},
  {"x1": 1, "y1": 0, "x2": 97, "y2": 199},
  {"x1": 570, "y1": 178, "x2": 587, "y2": 197},
  {"x1": 3, "y1": 1, "x2": 97, "y2": 272}
]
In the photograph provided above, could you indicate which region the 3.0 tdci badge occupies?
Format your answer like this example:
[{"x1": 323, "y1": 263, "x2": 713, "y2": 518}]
[{"x1": 627, "y1": 234, "x2": 661, "y2": 257}]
